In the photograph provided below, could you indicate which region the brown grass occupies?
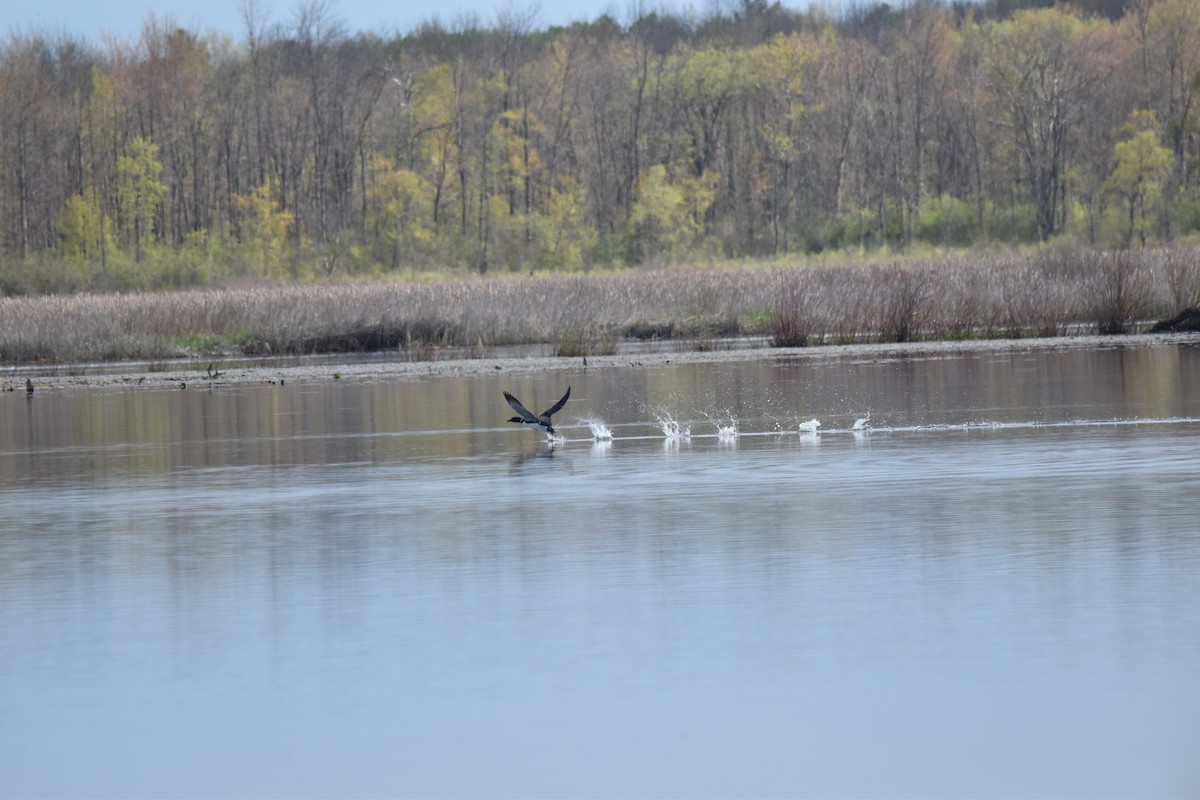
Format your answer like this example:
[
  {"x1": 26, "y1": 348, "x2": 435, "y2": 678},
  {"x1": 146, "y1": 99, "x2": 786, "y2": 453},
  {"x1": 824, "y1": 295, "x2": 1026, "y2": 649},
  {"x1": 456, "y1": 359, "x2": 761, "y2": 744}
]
[{"x1": 0, "y1": 247, "x2": 1196, "y2": 365}]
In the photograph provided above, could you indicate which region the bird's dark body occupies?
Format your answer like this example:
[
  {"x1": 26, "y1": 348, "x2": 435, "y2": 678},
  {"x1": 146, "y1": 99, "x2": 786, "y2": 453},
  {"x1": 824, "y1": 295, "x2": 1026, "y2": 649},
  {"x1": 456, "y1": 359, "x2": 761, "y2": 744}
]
[{"x1": 503, "y1": 387, "x2": 571, "y2": 436}]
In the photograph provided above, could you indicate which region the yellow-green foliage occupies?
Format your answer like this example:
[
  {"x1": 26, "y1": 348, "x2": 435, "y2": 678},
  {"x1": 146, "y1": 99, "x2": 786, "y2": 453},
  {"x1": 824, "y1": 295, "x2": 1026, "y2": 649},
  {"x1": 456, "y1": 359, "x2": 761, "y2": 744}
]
[
  {"x1": 232, "y1": 181, "x2": 296, "y2": 280},
  {"x1": 1104, "y1": 111, "x2": 1172, "y2": 247},
  {"x1": 115, "y1": 137, "x2": 167, "y2": 263},
  {"x1": 532, "y1": 179, "x2": 596, "y2": 272},
  {"x1": 366, "y1": 157, "x2": 435, "y2": 272},
  {"x1": 5, "y1": 0, "x2": 1200, "y2": 298},
  {"x1": 918, "y1": 195, "x2": 979, "y2": 247},
  {"x1": 630, "y1": 165, "x2": 719, "y2": 263},
  {"x1": 58, "y1": 190, "x2": 116, "y2": 278}
]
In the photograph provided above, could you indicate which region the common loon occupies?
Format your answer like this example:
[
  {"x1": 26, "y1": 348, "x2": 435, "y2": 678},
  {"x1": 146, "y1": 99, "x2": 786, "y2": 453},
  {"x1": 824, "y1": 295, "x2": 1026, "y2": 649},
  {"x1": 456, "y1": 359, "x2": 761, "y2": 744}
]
[{"x1": 503, "y1": 387, "x2": 571, "y2": 435}]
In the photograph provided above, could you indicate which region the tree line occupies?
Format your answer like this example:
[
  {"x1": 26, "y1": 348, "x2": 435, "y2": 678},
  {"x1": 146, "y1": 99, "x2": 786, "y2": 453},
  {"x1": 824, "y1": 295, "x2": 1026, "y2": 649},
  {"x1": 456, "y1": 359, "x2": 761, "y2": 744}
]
[{"x1": 0, "y1": 0, "x2": 1197, "y2": 294}]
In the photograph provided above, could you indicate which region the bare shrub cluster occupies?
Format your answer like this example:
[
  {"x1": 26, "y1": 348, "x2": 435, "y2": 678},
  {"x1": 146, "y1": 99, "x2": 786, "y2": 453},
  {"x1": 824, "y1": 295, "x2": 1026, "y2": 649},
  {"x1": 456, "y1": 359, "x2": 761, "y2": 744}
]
[{"x1": 0, "y1": 248, "x2": 1195, "y2": 364}]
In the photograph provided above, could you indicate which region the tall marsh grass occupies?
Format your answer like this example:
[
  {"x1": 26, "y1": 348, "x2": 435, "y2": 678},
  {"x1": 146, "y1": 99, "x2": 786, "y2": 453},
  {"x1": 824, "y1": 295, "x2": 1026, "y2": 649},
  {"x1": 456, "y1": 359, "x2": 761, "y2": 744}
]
[{"x1": 0, "y1": 248, "x2": 1195, "y2": 364}]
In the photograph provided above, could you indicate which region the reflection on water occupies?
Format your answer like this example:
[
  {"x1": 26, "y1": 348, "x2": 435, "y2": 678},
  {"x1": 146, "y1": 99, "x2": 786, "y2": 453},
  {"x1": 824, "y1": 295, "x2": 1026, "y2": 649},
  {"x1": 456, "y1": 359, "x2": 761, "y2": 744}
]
[{"x1": 2, "y1": 344, "x2": 1199, "y2": 798}]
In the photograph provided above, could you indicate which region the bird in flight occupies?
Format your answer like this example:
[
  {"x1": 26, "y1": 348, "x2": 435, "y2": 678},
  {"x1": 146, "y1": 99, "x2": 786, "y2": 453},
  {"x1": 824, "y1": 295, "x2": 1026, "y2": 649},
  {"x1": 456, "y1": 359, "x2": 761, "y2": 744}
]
[{"x1": 504, "y1": 387, "x2": 571, "y2": 436}]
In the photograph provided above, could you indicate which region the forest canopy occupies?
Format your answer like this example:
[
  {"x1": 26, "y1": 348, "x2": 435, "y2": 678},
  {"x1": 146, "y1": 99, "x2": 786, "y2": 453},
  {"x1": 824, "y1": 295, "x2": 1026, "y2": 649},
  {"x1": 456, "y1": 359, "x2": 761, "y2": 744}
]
[{"x1": 0, "y1": 0, "x2": 1198, "y2": 294}]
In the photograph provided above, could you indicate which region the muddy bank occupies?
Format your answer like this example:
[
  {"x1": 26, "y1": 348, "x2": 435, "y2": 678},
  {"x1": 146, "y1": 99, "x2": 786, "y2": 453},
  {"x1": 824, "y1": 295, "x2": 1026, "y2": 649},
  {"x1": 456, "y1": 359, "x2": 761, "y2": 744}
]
[{"x1": 6, "y1": 332, "x2": 1196, "y2": 394}]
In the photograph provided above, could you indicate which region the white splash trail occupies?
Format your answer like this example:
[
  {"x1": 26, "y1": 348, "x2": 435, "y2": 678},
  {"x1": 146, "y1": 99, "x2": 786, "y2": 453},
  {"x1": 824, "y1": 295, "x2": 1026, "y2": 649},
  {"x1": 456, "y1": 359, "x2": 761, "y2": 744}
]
[
  {"x1": 842, "y1": 416, "x2": 1200, "y2": 435},
  {"x1": 656, "y1": 414, "x2": 691, "y2": 442},
  {"x1": 583, "y1": 419, "x2": 614, "y2": 441}
]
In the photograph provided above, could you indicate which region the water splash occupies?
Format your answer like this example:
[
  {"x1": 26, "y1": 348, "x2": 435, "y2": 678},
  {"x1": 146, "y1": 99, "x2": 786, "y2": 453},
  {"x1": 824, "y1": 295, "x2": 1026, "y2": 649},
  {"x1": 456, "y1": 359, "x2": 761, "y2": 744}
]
[
  {"x1": 584, "y1": 419, "x2": 614, "y2": 441},
  {"x1": 656, "y1": 414, "x2": 691, "y2": 442},
  {"x1": 798, "y1": 418, "x2": 822, "y2": 435},
  {"x1": 716, "y1": 420, "x2": 739, "y2": 440},
  {"x1": 852, "y1": 413, "x2": 870, "y2": 431}
]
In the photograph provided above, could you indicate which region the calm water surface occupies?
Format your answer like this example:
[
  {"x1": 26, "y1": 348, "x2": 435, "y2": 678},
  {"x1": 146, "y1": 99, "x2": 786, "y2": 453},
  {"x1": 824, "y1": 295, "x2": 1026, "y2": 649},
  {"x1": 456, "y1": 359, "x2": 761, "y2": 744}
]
[{"x1": 2, "y1": 344, "x2": 1199, "y2": 798}]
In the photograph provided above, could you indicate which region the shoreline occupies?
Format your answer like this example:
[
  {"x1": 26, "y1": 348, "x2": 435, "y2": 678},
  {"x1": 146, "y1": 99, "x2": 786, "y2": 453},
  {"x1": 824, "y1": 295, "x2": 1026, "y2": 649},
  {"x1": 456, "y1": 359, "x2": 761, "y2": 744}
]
[{"x1": 7, "y1": 332, "x2": 1197, "y2": 393}]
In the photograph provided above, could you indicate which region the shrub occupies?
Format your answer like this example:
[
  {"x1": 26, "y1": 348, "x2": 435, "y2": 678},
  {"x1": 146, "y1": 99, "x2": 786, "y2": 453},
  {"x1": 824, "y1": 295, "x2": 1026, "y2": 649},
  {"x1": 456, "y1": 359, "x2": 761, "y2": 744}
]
[
  {"x1": 987, "y1": 202, "x2": 1039, "y2": 244},
  {"x1": 1163, "y1": 248, "x2": 1200, "y2": 310},
  {"x1": 770, "y1": 270, "x2": 814, "y2": 347},
  {"x1": 918, "y1": 195, "x2": 979, "y2": 248},
  {"x1": 875, "y1": 265, "x2": 932, "y2": 343},
  {"x1": 1085, "y1": 250, "x2": 1152, "y2": 334}
]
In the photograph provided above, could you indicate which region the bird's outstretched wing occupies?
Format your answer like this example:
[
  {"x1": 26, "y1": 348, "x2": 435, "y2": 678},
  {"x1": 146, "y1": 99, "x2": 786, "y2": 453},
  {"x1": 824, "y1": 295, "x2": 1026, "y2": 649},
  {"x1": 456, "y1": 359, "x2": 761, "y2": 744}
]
[
  {"x1": 540, "y1": 386, "x2": 571, "y2": 418},
  {"x1": 503, "y1": 391, "x2": 536, "y2": 422}
]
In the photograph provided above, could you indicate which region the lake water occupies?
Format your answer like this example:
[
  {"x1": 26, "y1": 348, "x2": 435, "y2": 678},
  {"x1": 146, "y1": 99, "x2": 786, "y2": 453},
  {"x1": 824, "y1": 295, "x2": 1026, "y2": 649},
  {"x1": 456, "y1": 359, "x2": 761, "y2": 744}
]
[{"x1": 2, "y1": 343, "x2": 1199, "y2": 798}]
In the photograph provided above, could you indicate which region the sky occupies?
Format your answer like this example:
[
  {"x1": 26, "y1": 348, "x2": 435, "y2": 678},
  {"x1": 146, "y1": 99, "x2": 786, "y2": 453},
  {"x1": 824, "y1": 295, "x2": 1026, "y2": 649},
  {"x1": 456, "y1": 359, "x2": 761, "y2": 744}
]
[{"x1": 2, "y1": 0, "x2": 706, "y2": 42}]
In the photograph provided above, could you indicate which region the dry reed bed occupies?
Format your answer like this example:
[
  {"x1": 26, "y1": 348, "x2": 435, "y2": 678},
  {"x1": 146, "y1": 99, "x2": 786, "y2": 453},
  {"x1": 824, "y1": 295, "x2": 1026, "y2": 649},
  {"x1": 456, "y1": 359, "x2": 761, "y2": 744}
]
[{"x1": 1, "y1": 249, "x2": 1197, "y2": 364}]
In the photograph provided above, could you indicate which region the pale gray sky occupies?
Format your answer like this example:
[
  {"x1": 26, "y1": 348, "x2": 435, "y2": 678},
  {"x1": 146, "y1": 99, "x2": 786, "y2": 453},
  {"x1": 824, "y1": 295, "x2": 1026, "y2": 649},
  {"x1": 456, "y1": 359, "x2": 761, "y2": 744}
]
[{"x1": 3, "y1": 0, "x2": 694, "y2": 42}]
